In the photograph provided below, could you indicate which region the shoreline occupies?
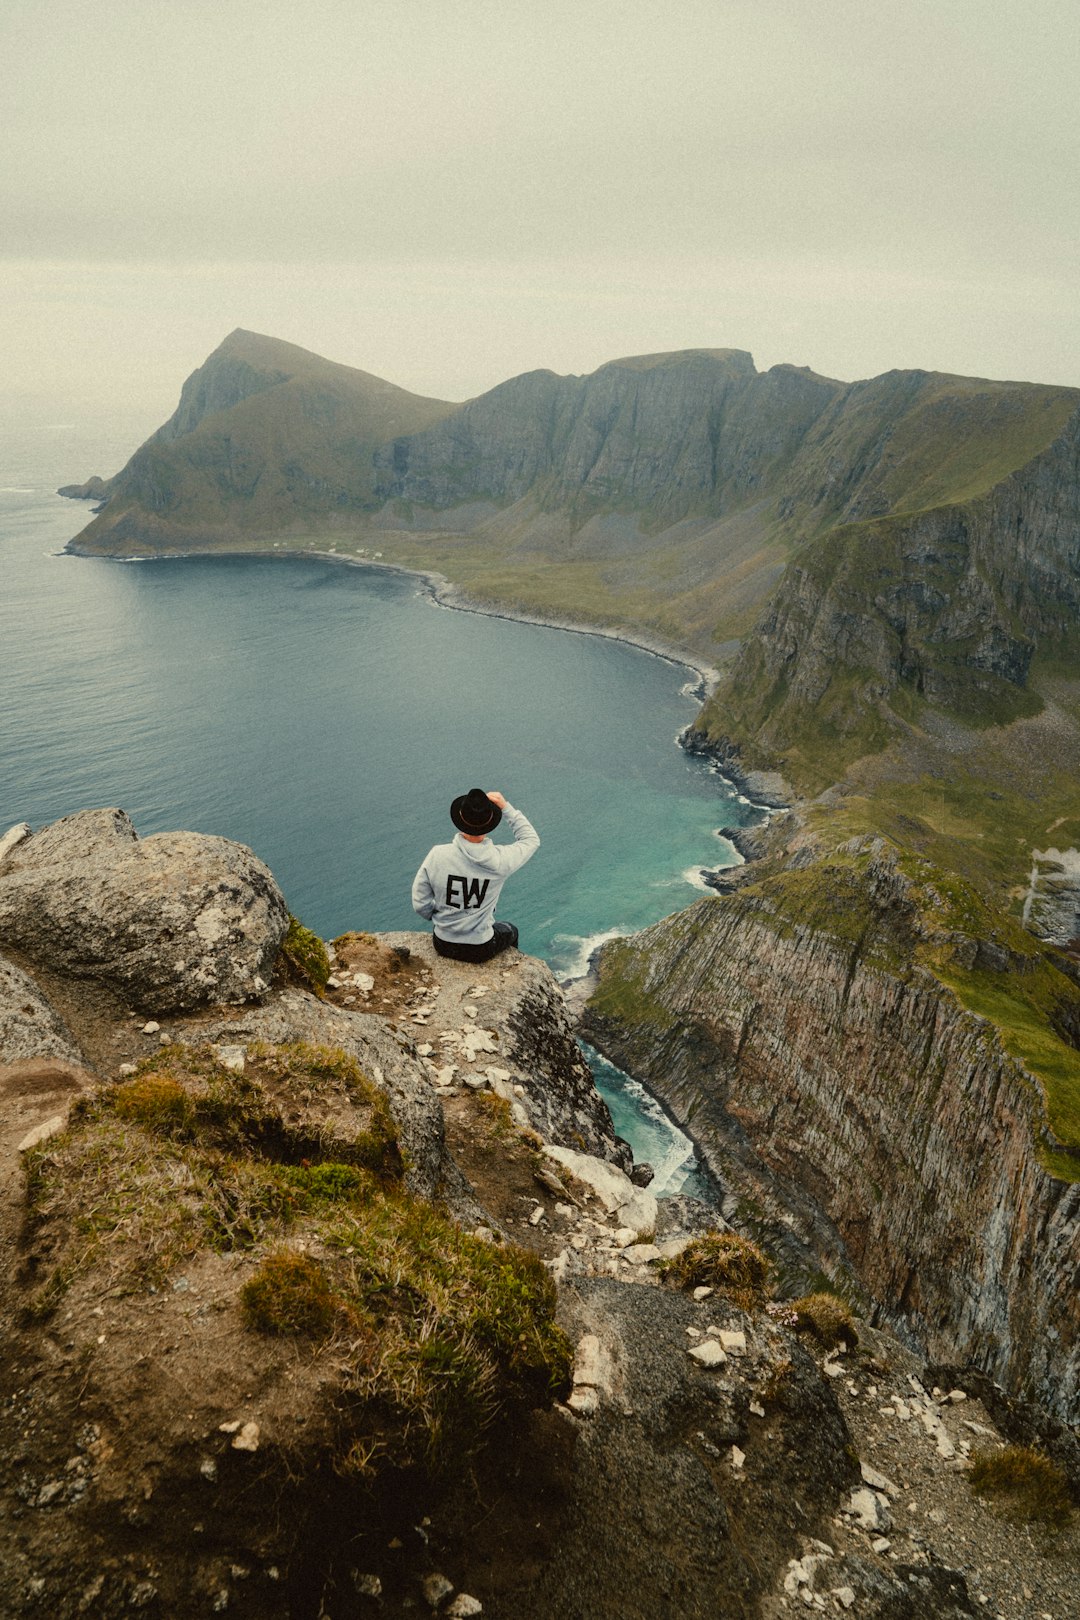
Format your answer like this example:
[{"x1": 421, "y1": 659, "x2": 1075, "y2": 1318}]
[{"x1": 64, "y1": 535, "x2": 722, "y2": 700}]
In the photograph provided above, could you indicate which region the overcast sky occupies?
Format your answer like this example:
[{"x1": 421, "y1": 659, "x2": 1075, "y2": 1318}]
[{"x1": 3, "y1": 0, "x2": 1078, "y2": 417}]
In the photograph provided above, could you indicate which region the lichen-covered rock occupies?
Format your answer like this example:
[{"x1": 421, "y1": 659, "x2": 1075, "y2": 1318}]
[
  {"x1": 0, "y1": 955, "x2": 84, "y2": 1064},
  {"x1": 0, "y1": 809, "x2": 288, "y2": 1015}
]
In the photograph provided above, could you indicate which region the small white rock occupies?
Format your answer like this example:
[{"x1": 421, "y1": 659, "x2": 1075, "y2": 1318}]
[
  {"x1": 719, "y1": 1330, "x2": 746, "y2": 1355},
  {"x1": 947, "y1": 1388, "x2": 967, "y2": 1403},
  {"x1": 231, "y1": 1422, "x2": 260, "y2": 1452},
  {"x1": 692, "y1": 1285, "x2": 713, "y2": 1301},
  {"x1": 749, "y1": 1400, "x2": 766, "y2": 1418},
  {"x1": 860, "y1": 1462, "x2": 899, "y2": 1497},
  {"x1": 731, "y1": 1445, "x2": 745, "y2": 1469},
  {"x1": 528, "y1": 1205, "x2": 545, "y2": 1227},
  {"x1": 18, "y1": 1115, "x2": 66, "y2": 1153},
  {"x1": 446, "y1": 1597, "x2": 483, "y2": 1618},
  {"x1": 834, "y1": 1588, "x2": 856, "y2": 1610},
  {"x1": 846, "y1": 1487, "x2": 891, "y2": 1532},
  {"x1": 142, "y1": 1021, "x2": 160, "y2": 1034},
  {"x1": 212, "y1": 1044, "x2": 246, "y2": 1072},
  {"x1": 687, "y1": 1340, "x2": 728, "y2": 1368},
  {"x1": 871, "y1": 1537, "x2": 891, "y2": 1554}
]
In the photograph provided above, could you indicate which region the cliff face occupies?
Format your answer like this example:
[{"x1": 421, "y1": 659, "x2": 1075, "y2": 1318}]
[
  {"x1": 375, "y1": 350, "x2": 842, "y2": 525},
  {"x1": 582, "y1": 843, "x2": 1080, "y2": 1426},
  {"x1": 700, "y1": 402, "x2": 1080, "y2": 774},
  {"x1": 70, "y1": 330, "x2": 454, "y2": 551}
]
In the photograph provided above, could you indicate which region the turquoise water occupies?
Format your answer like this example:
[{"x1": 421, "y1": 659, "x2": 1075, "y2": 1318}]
[{"x1": 1, "y1": 408, "x2": 752, "y2": 1184}]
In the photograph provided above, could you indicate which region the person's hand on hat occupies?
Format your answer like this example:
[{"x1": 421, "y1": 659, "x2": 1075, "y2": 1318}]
[{"x1": 486, "y1": 791, "x2": 508, "y2": 808}]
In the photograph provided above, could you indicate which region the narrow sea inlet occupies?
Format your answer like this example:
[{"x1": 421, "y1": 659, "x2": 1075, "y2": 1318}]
[{"x1": 1, "y1": 410, "x2": 753, "y2": 1186}]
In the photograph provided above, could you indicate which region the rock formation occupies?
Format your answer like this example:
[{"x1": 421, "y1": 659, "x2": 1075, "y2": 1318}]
[
  {"x1": 583, "y1": 839, "x2": 1080, "y2": 1428},
  {"x1": 0, "y1": 808, "x2": 288, "y2": 1014}
]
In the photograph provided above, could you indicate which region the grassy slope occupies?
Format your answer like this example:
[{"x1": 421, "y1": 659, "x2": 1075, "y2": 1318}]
[{"x1": 75, "y1": 331, "x2": 456, "y2": 546}]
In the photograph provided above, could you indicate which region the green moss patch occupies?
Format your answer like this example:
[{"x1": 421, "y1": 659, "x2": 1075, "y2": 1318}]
[{"x1": 279, "y1": 913, "x2": 331, "y2": 994}]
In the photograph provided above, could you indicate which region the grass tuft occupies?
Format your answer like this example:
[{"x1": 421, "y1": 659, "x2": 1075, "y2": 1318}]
[
  {"x1": 968, "y1": 1445, "x2": 1073, "y2": 1527},
  {"x1": 240, "y1": 1247, "x2": 341, "y2": 1337},
  {"x1": 279, "y1": 913, "x2": 331, "y2": 995},
  {"x1": 664, "y1": 1231, "x2": 771, "y2": 1309},
  {"x1": 790, "y1": 1291, "x2": 859, "y2": 1348}
]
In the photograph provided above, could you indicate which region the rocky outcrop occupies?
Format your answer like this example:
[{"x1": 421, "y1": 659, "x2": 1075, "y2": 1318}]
[
  {"x1": 55, "y1": 475, "x2": 108, "y2": 502},
  {"x1": 0, "y1": 956, "x2": 83, "y2": 1065},
  {"x1": 582, "y1": 845, "x2": 1080, "y2": 1426},
  {"x1": 0, "y1": 809, "x2": 288, "y2": 1014},
  {"x1": 1025, "y1": 846, "x2": 1080, "y2": 949},
  {"x1": 372, "y1": 931, "x2": 627, "y2": 1167},
  {"x1": 180, "y1": 988, "x2": 478, "y2": 1212}
]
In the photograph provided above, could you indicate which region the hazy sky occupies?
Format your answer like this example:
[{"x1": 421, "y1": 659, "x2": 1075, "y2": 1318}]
[{"x1": 3, "y1": 0, "x2": 1078, "y2": 417}]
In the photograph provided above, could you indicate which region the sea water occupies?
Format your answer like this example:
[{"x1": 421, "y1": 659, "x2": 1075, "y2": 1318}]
[{"x1": 0, "y1": 407, "x2": 753, "y2": 1192}]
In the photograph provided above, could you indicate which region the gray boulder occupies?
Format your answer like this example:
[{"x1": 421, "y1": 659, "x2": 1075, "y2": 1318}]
[
  {"x1": 0, "y1": 955, "x2": 84, "y2": 1065},
  {"x1": 0, "y1": 809, "x2": 288, "y2": 1015}
]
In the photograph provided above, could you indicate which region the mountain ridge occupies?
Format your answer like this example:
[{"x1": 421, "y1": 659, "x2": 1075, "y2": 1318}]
[{"x1": 64, "y1": 333, "x2": 1080, "y2": 685}]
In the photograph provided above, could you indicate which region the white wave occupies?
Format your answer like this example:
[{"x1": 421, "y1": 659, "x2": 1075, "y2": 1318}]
[
  {"x1": 552, "y1": 926, "x2": 625, "y2": 981},
  {"x1": 597, "y1": 1062, "x2": 699, "y2": 1195},
  {"x1": 0, "y1": 486, "x2": 35, "y2": 494},
  {"x1": 681, "y1": 865, "x2": 714, "y2": 892},
  {"x1": 711, "y1": 832, "x2": 744, "y2": 865}
]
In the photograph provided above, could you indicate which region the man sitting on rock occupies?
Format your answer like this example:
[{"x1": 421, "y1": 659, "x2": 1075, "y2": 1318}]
[{"x1": 411, "y1": 789, "x2": 539, "y2": 963}]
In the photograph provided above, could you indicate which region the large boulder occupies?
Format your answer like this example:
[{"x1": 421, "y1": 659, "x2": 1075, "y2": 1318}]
[{"x1": 0, "y1": 810, "x2": 288, "y2": 1015}]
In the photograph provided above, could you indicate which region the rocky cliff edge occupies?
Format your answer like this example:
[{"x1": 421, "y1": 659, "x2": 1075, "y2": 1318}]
[{"x1": 1, "y1": 811, "x2": 1074, "y2": 1618}]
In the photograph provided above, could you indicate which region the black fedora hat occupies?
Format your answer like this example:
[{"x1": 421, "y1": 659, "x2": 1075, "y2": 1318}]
[{"x1": 451, "y1": 788, "x2": 502, "y2": 835}]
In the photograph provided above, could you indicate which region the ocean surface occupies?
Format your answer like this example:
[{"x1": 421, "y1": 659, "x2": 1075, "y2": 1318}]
[{"x1": 1, "y1": 407, "x2": 756, "y2": 1195}]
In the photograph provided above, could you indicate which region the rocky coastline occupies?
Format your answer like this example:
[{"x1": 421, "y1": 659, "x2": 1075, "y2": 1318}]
[{"x1": 3, "y1": 809, "x2": 1075, "y2": 1617}]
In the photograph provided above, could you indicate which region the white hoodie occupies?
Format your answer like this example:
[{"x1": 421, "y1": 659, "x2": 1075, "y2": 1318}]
[{"x1": 411, "y1": 802, "x2": 539, "y2": 944}]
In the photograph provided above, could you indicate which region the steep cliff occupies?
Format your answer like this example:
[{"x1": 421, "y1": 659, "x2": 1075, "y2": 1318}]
[
  {"x1": 582, "y1": 839, "x2": 1080, "y2": 1426},
  {"x1": 698, "y1": 400, "x2": 1080, "y2": 786}
]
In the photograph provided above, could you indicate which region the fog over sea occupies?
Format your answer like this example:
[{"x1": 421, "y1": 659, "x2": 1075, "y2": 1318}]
[{"x1": 1, "y1": 407, "x2": 756, "y2": 1194}]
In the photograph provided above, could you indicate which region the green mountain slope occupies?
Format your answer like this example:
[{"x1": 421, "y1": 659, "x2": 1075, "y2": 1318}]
[
  {"x1": 66, "y1": 337, "x2": 1080, "y2": 688},
  {"x1": 72, "y1": 330, "x2": 455, "y2": 551}
]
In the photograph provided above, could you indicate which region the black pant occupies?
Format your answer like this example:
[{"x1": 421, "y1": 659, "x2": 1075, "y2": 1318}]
[{"x1": 432, "y1": 920, "x2": 519, "y2": 963}]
